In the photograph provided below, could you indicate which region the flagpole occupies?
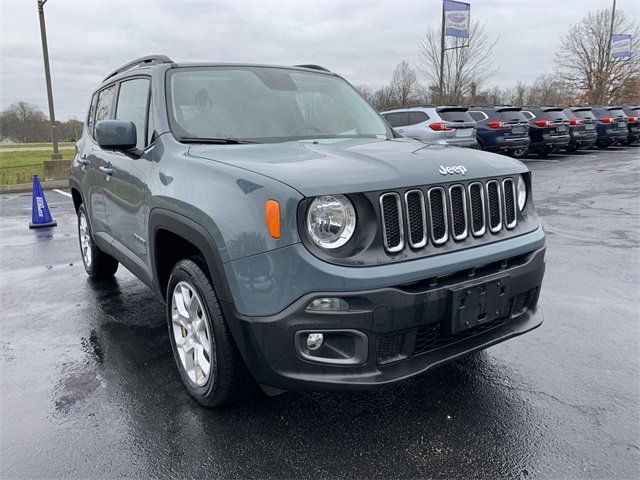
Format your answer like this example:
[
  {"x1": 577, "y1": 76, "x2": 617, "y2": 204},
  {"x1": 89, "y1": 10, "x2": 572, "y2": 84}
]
[{"x1": 439, "y1": 0, "x2": 446, "y2": 103}]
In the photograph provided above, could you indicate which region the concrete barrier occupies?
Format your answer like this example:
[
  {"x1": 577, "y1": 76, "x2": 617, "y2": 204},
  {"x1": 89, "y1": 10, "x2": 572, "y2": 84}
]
[{"x1": 43, "y1": 159, "x2": 72, "y2": 181}]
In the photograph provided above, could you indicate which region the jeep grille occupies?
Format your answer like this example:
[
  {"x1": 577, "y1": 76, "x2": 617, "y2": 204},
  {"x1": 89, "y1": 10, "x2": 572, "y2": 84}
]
[{"x1": 380, "y1": 177, "x2": 519, "y2": 253}]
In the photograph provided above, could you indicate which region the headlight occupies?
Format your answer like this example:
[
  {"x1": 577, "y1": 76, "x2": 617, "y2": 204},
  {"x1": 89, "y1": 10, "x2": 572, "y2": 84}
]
[
  {"x1": 306, "y1": 195, "x2": 356, "y2": 249},
  {"x1": 517, "y1": 175, "x2": 527, "y2": 211}
]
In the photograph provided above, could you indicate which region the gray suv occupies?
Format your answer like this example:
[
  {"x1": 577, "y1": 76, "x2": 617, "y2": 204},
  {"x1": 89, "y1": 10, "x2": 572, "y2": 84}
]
[{"x1": 70, "y1": 56, "x2": 546, "y2": 407}]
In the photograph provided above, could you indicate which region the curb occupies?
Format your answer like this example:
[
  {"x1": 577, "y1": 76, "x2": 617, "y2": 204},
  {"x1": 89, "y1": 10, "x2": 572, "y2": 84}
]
[{"x1": 0, "y1": 179, "x2": 69, "y2": 194}]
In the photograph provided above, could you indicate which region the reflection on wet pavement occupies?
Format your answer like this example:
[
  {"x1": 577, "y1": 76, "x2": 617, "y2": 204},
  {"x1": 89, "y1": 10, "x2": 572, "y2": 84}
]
[{"x1": 1, "y1": 147, "x2": 639, "y2": 478}]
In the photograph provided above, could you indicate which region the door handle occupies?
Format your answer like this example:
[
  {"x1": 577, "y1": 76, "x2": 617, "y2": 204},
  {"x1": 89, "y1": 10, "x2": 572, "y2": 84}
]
[{"x1": 99, "y1": 166, "x2": 114, "y2": 175}]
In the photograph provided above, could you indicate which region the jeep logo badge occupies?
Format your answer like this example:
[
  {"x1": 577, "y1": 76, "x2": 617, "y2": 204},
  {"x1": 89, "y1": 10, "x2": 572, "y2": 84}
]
[{"x1": 438, "y1": 165, "x2": 467, "y2": 175}]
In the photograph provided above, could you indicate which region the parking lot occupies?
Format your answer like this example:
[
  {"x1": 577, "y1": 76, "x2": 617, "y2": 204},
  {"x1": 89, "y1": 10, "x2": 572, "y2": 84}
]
[{"x1": 0, "y1": 147, "x2": 638, "y2": 479}]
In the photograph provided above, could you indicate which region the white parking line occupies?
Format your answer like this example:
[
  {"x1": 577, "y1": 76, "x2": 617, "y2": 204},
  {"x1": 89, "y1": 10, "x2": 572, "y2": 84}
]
[{"x1": 53, "y1": 189, "x2": 72, "y2": 198}]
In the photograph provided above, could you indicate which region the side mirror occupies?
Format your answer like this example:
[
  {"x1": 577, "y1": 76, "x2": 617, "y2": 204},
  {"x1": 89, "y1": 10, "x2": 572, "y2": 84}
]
[{"x1": 96, "y1": 120, "x2": 137, "y2": 151}]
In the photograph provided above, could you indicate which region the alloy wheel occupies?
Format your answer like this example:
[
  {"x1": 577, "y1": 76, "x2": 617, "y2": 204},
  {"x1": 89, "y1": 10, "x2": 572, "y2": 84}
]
[
  {"x1": 171, "y1": 281, "x2": 214, "y2": 386},
  {"x1": 79, "y1": 211, "x2": 92, "y2": 268}
]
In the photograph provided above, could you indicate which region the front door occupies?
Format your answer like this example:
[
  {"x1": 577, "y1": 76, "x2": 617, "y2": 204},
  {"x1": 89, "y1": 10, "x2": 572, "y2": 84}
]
[{"x1": 101, "y1": 78, "x2": 153, "y2": 278}]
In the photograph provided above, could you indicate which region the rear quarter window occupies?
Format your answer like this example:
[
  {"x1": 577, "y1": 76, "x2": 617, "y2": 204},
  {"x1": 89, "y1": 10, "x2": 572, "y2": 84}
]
[
  {"x1": 383, "y1": 112, "x2": 410, "y2": 128},
  {"x1": 408, "y1": 111, "x2": 428, "y2": 125}
]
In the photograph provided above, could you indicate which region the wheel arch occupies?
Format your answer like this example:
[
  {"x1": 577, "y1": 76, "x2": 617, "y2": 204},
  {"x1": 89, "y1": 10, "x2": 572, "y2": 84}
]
[{"x1": 148, "y1": 208, "x2": 233, "y2": 306}]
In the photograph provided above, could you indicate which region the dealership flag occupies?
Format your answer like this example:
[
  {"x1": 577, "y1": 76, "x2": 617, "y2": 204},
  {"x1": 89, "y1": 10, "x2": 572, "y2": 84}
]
[
  {"x1": 612, "y1": 34, "x2": 632, "y2": 58},
  {"x1": 444, "y1": 0, "x2": 470, "y2": 38}
]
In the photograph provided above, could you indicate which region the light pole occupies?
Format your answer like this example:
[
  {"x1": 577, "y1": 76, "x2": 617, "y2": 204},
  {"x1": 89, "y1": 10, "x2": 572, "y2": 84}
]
[{"x1": 37, "y1": 0, "x2": 62, "y2": 160}]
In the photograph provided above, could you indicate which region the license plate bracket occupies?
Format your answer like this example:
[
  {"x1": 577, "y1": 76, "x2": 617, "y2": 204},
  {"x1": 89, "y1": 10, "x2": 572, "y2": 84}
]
[{"x1": 448, "y1": 275, "x2": 511, "y2": 335}]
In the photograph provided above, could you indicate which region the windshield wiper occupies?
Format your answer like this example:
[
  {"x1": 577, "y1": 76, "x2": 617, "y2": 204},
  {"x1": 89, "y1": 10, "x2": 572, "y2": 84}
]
[{"x1": 179, "y1": 137, "x2": 259, "y2": 144}]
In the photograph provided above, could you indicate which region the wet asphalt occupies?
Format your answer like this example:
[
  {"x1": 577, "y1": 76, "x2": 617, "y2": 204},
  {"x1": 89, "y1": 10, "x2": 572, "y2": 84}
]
[{"x1": 0, "y1": 147, "x2": 639, "y2": 479}]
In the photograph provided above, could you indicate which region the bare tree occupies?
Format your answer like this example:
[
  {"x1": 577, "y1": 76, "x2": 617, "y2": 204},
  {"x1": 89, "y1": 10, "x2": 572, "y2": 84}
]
[
  {"x1": 354, "y1": 84, "x2": 375, "y2": 105},
  {"x1": 524, "y1": 74, "x2": 572, "y2": 105},
  {"x1": 419, "y1": 20, "x2": 498, "y2": 104},
  {"x1": 555, "y1": 7, "x2": 640, "y2": 104},
  {"x1": 389, "y1": 61, "x2": 420, "y2": 107}
]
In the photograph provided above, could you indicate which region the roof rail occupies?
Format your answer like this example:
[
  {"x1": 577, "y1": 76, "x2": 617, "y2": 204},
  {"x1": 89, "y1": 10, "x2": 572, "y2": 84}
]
[
  {"x1": 381, "y1": 104, "x2": 436, "y2": 112},
  {"x1": 103, "y1": 55, "x2": 174, "y2": 82},
  {"x1": 294, "y1": 64, "x2": 331, "y2": 72}
]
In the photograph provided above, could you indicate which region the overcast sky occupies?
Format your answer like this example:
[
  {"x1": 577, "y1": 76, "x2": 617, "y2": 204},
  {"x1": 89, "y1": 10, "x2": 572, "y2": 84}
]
[{"x1": 1, "y1": 0, "x2": 638, "y2": 120}]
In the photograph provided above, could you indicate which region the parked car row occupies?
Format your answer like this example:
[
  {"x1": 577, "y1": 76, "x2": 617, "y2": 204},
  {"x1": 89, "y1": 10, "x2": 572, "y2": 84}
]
[{"x1": 380, "y1": 104, "x2": 640, "y2": 158}]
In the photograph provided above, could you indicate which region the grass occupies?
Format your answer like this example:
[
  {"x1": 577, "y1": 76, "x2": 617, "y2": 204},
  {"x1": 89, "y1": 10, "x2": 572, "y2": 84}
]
[
  {"x1": 0, "y1": 150, "x2": 73, "y2": 185},
  {"x1": 0, "y1": 142, "x2": 75, "y2": 149}
]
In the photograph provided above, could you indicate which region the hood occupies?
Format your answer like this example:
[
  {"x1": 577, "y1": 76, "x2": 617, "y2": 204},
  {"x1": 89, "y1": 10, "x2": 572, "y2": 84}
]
[{"x1": 188, "y1": 138, "x2": 528, "y2": 197}]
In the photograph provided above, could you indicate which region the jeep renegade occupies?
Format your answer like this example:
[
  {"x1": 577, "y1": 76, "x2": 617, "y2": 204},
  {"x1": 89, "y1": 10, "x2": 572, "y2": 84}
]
[{"x1": 70, "y1": 56, "x2": 546, "y2": 407}]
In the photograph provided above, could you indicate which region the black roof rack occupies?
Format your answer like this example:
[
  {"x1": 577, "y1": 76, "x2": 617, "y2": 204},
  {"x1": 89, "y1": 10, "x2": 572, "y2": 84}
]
[
  {"x1": 381, "y1": 104, "x2": 436, "y2": 112},
  {"x1": 294, "y1": 64, "x2": 331, "y2": 72},
  {"x1": 103, "y1": 55, "x2": 174, "y2": 82}
]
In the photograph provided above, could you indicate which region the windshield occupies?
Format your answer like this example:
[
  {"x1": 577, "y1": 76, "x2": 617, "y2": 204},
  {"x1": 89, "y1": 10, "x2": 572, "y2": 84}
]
[{"x1": 167, "y1": 66, "x2": 390, "y2": 142}]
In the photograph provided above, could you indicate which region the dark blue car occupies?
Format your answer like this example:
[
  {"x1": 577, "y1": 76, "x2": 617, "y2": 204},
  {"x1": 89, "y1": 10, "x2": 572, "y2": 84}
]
[
  {"x1": 468, "y1": 106, "x2": 530, "y2": 158},
  {"x1": 590, "y1": 106, "x2": 629, "y2": 147}
]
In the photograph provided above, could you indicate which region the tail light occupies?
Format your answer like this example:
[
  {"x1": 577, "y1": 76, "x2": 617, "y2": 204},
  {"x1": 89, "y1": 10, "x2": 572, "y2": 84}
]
[
  {"x1": 429, "y1": 122, "x2": 453, "y2": 131},
  {"x1": 486, "y1": 121, "x2": 507, "y2": 129},
  {"x1": 534, "y1": 119, "x2": 552, "y2": 127},
  {"x1": 628, "y1": 116, "x2": 637, "y2": 122},
  {"x1": 569, "y1": 118, "x2": 582, "y2": 125},
  {"x1": 599, "y1": 117, "x2": 614, "y2": 123}
]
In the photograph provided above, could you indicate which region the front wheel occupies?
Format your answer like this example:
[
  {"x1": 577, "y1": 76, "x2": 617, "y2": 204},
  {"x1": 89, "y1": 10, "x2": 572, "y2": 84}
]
[
  {"x1": 77, "y1": 205, "x2": 118, "y2": 278},
  {"x1": 167, "y1": 258, "x2": 244, "y2": 407}
]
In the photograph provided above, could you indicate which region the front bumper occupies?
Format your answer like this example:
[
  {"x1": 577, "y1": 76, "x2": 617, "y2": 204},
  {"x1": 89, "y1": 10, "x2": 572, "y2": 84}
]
[{"x1": 228, "y1": 246, "x2": 546, "y2": 391}]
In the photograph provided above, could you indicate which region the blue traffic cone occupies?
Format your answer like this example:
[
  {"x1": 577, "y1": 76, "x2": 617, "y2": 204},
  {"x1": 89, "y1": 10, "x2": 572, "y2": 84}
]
[{"x1": 29, "y1": 174, "x2": 57, "y2": 229}]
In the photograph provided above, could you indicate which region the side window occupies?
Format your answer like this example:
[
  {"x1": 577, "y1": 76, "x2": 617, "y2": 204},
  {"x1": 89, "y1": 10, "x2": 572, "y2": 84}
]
[
  {"x1": 87, "y1": 94, "x2": 97, "y2": 135},
  {"x1": 469, "y1": 111, "x2": 487, "y2": 122},
  {"x1": 115, "y1": 78, "x2": 151, "y2": 150},
  {"x1": 408, "y1": 111, "x2": 428, "y2": 125},
  {"x1": 384, "y1": 112, "x2": 409, "y2": 128},
  {"x1": 147, "y1": 98, "x2": 155, "y2": 146},
  {"x1": 94, "y1": 84, "x2": 116, "y2": 137},
  {"x1": 522, "y1": 111, "x2": 535, "y2": 120}
]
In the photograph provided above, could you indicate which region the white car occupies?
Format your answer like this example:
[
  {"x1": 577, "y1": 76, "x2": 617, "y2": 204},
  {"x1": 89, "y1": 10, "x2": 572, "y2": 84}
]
[{"x1": 381, "y1": 105, "x2": 478, "y2": 148}]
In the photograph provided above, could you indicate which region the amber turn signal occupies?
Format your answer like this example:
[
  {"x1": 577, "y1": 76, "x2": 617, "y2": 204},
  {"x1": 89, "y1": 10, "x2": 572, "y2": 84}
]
[{"x1": 265, "y1": 199, "x2": 281, "y2": 239}]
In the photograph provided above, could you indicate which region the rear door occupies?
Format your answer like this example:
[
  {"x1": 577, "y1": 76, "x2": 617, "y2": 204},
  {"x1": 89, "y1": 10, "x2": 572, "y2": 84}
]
[
  {"x1": 496, "y1": 108, "x2": 529, "y2": 138},
  {"x1": 102, "y1": 77, "x2": 154, "y2": 279},
  {"x1": 543, "y1": 108, "x2": 570, "y2": 135},
  {"x1": 572, "y1": 109, "x2": 597, "y2": 131},
  {"x1": 84, "y1": 84, "x2": 117, "y2": 236},
  {"x1": 437, "y1": 108, "x2": 476, "y2": 139},
  {"x1": 402, "y1": 111, "x2": 430, "y2": 139}
]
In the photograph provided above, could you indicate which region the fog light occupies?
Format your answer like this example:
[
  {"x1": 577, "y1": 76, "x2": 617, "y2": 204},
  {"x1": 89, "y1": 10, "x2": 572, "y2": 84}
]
[
  {"x1": 306, "y1": 333, "x2": 324, "y2": 350},
  {"x1": 306, "y1": 297, "x2": 349, "y2": 312}
]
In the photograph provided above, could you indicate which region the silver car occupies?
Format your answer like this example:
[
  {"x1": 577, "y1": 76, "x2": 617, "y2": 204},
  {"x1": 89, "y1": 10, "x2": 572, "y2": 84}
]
[{"x1": 381, "y1": 105, "x2": 478, "y2": 148}]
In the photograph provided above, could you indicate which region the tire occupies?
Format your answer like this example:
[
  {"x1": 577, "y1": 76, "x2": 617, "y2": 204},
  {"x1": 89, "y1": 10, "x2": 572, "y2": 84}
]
[
  {"x1": 77, "y1": 204, "x2": 118, "y2": 279},
  {"x1": 166, "y1": 258, "x2": 243, "y2": 407},
  {"x1": 511, "y1": 148, "x2": 527, "y2": 159}
]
